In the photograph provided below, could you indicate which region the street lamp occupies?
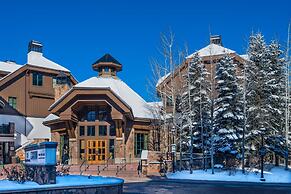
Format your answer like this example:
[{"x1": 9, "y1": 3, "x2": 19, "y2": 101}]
[
  {"x1": 259, "y1": 135, "x2": 266, "y2": 181},
  {"x1": 171, "y1": 126, "x2": 176, "y2": 173}
]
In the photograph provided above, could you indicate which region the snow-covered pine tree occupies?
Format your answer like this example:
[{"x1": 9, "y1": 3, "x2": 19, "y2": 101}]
[
  {"x1": 180, "y1": 53, "x2": 210, "y2": 170},
  {"x1": 214, "y1": 54, "x2": 243, "y2": 166},
  {"x1": 264, "y1": 41, "x2": 287, "y2": 161},
  {"x1": 246, "y1": 33, "x2": 273, "y2": 160}
]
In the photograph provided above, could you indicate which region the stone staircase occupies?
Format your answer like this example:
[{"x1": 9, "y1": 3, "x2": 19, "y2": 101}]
[{"x1": 68, "y1": 163, "x2": 141, "y2": 178}]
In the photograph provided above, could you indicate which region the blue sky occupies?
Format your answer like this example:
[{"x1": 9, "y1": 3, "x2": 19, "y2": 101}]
[{"x1": 0, "y1": 0, "x2": 290, "y2": 101}]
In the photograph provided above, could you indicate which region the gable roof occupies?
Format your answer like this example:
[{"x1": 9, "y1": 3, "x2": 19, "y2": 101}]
[
  {"x1": 27, "y1": 51, "x2": 70, "y2": 72},
  {"x1": 187, "y1": 43, "x2": 236, "y2": 58},
  {"x1": 0, "y1": 61, "x2": 22, "y2": 74},
  {"x1": 50, "y1": 77, "x2": 155, "y2": 119}
]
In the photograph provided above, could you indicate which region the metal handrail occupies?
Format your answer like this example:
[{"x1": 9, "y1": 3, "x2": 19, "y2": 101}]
[
  {"x1": 116, "y1": 158, "x2": 127, "y2": 175},
  {"x1": 102, "y1": 154, "x2": 112, "y2": 171},
  {"x1": 80, "y1": 159, "x2": 89, "y2": 175}
]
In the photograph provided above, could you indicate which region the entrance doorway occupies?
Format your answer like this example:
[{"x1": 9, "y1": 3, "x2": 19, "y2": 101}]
[{"x1": 86, "y1": 140, "x2": 107, "y2": 164}]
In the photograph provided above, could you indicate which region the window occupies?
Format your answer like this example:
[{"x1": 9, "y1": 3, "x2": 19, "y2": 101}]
[
  {"x1": 32, "y1": 72, "x2": 43, "y2": 86},
  {"x1": 134, "y1": 133, "x2": 148, "y2": 157},
  {"x1": 166, "y1": 96, "x2": 173, "y2": 106},
  {"x1": 98, "y1": 109, "x2": 107, "y2": 121},
  {"x1": 0, "y1": 124, "x2": 10, "y2": 134},
  {"x1": 52, "y1": 77, "x2": 57, "y2": 88},
  {"x1": 109, "y1": 123, "x2": 116, "y2": 136},
  {"x1": 79, "y1": 126, "x2": 85, "y2": 136},
  {"x1": 8, "y1": 97, "x2": 16, "y2": 109},
  {"x1": 80, "y1": 140, "x2": 85, "y2": 160},
  {"x1": 110, "y1": 68, "x2": 116, "y2": 75},
  {"x1": 109, "y1": 139, "x2": 115, "y2": 159},
  {"x1": 87, "y1": 126, "x2": 95, "y2": 136},
  {"x1": 104, "y1": 67, "x2": 109, "y2": 72},
  {"x1": 87, "y1": 111, "x2": 96, "y2": 121},
  {"x1": 99, "y1": 125, "x2": 107, "y2": 136}
]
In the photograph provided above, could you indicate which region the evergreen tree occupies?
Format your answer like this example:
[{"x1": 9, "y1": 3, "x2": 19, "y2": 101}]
[
  {"x1": 246, "y1": 33, "x2": 274, "y2": 157},
  {"x1": 180, "y1": 53, "x2": 210, "y2": 167},
  {"x1": 214, "y1": 54, "x2": 243, "y2": 164},
  {"x1": 264, "y1": 41, "x2": 287, "y2": 158}
]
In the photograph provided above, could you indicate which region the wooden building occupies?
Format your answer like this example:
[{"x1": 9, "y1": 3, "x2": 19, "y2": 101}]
[
  {"x1": 44, "y1": 54, "x2": 157, "y2": 165},
  {"x1": 0, "y1": 40, "x2": 77, "y2": 156}
]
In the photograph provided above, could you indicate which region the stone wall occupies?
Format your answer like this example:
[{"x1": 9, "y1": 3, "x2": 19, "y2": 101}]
[{"x1": 6, "y1": 184, "x2": 123, "y2": 194}]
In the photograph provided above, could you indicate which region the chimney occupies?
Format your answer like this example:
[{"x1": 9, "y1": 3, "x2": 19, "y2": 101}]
[
  {"x1": 28, "y1": 40, "x2": 43, "y2": 53},
  {"x1": 210, "y1": 35, "x2": 222, "y2": 46}
]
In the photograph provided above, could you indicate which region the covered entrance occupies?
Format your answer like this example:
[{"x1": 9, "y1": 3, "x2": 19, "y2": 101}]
[{"x1": 86, "y1": 140, "x2": 107, "y2": 164}]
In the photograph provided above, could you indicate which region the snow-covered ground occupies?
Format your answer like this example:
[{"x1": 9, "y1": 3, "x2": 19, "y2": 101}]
[
  {"x1": 0, "y1": 175, "x2": 123, "y2": 191},
  {"x1": 167, "y1": 167, "x2": 291, "y2": 183}
]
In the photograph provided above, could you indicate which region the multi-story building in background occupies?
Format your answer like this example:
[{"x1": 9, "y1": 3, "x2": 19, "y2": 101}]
[{"x1": 0, "y1": 41, "x2": 77, "y2": 162}]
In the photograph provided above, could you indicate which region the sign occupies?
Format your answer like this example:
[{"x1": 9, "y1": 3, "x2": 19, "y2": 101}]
[
  {"x1": 171, "y1": 144, "x2": 176, "y2": 153},
  {"x1": 25, "y1": 142, "x2": 57, "y2": 166},
  {"x1": 141, "y1": 150, "x2": 148, "y2": 160}
]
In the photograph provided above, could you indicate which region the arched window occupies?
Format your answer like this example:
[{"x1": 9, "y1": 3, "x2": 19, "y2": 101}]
[{"x1": 87, "y1": 111, "x2": 96, "y2": 121}]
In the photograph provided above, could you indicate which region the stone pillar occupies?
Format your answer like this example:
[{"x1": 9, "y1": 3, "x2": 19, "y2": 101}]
[{"x1": 69, "y1": 138, "x2": 78, "y2": 165}]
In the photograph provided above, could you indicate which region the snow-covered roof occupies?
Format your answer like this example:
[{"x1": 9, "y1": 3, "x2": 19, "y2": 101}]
[
  {"x1": 240, "y1": 54, "x2": 250, "y2": 61},
  {"x1": 27, "y1": 51, "x2": 70, "y2": 72},
  {"x1": 43, "y1": 113, "x2": 60, "y2": 123},
  {"x1": 26, "y1": 117, "x2": 51, "y2": 140},
  {"x1": 0, "y1": 61, "x2": 22, "y2": 73},
  {"x1": 156, "y1": 73, "x2": 170, "y2": 87},
  {"x1": 187, "y1": 43, "x2": 236, "y2": 58},
  {"x1": 52, "y1": 77, "x2": 155, "y2": 119},
  {"x1": 0, "y1": 115, "x2": 50, "y2": 147}
]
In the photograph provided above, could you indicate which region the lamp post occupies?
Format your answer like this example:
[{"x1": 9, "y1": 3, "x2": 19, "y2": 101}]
[
  {"x1": 259, "y1": 135, "x2": 266, "y2": 181},
  {"x1": 171, "y1": 126, "x2": 176, "y2": 173}
]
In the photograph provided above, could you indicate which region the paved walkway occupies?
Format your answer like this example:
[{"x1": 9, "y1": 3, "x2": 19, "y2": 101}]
[{"x1": 124, "y1": 179, "x2": 291, "y2": 194}]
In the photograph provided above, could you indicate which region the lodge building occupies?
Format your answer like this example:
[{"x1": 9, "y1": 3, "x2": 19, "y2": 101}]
[
  {"x1": 0, "y1": 41, "x2": 77, "y2": 163},
  {"x1": 43, "y1": 54, "x2": 156, "y2": 165}
]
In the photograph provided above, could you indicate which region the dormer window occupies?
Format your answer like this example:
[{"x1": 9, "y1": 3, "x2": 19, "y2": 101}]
[{"x1": 32, "y1": 72, "x2": 43, "y2": 86}]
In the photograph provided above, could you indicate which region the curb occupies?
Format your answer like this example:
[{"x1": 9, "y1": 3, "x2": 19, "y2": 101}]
[{"x1": 146, "y1": 178, "x2": 291, "y2": 187}]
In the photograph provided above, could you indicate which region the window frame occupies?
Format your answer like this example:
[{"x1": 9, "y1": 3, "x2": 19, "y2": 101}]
[
  {"x1": 87, "y1": 126, "x2": 95, "y2": 136},
  {"x1": 134, "y1": 133, "x2": 148, "y2": 157},
  {"x1": 32, "y1": 72, "x2": 43, "y2": 86},
  {"x1": 79, "y1": 126, "x2": 85, "y2": 136},
  {"x1": 8, "y1": 97, "x2": 17, "y2": 109},
  {"x1": 99, "y1": 125, "x2": 107, "y2": 136}
]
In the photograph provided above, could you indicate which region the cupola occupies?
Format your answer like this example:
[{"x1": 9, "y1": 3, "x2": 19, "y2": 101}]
[
  {"x1": 28, "y1": 40, "x2": 43, "y2": 53},
  {"x1": 92, "y1": 54, "x2": 122, "y2": 77},
  {"x1": 210, "y1": 35, "x2": 222, "y2": 46}
]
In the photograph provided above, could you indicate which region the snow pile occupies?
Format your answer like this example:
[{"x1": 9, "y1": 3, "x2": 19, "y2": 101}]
[
  {"x1": 0, "y1": 175, "x2": 123, "y2": 191},
  {"x1": 167, "y1": 167, "x2": 291, "y2": 183}
]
